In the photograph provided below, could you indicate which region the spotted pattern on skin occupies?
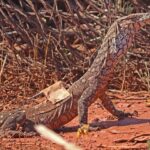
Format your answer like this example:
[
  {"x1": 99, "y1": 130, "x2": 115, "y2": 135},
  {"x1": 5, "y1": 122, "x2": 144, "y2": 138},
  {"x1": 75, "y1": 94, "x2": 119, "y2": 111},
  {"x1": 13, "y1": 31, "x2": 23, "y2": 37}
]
[{"x1": 81, "y1": 78, "x2": 86, "y2": 83}]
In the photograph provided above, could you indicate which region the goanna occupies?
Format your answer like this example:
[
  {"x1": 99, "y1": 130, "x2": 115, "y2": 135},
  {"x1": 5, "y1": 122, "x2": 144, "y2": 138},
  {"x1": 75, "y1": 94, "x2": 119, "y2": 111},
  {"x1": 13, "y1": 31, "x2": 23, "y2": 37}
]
[{"x1": 0, "y1": 13, "x2": 150, "y2": 137}]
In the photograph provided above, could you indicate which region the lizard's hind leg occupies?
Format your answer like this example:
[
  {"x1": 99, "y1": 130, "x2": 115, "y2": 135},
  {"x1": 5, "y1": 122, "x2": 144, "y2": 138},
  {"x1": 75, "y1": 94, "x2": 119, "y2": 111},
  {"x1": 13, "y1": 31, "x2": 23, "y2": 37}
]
[{"x1": 100, "y1": 93, "x2": 133, "y2": 119}]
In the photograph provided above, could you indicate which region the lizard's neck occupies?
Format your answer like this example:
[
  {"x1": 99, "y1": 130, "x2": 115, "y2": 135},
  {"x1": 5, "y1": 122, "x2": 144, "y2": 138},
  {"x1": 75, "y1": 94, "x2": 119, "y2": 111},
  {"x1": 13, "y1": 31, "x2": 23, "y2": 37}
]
[{"x1": 69, "y1": 13, "x2": 150, "y2": 96}]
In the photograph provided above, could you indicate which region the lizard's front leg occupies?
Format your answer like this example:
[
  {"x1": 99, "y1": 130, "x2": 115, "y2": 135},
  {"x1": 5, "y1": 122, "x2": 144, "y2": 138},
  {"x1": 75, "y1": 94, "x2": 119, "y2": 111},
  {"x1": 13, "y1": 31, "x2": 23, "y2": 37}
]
[
  {"x1": 77, "y1": 88, "x2": 92, "y2": 137},
  {"x1": 77, "y1": 79, "x2": 98, "y2": 137},
  {"x1": 100, "y1": 93, "x2": 133, "y2": 119},
  {"x1": 78, "y1": 80, "x2": 98, "y2": 125}
]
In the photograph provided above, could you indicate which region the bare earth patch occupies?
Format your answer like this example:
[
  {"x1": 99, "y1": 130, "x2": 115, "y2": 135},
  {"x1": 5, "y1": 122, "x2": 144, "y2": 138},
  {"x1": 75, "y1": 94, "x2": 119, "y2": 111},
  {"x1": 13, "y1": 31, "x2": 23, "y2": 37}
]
[{"x1": 0, "y1": 92, "x2": 150, "y2": 150}]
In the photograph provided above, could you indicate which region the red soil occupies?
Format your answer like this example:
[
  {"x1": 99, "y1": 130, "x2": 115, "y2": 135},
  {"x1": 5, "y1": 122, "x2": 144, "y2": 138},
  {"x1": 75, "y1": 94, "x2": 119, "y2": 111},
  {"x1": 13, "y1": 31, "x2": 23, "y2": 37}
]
[{"x1": 0, "y1": 91, "x2": 150, "y2": 150}]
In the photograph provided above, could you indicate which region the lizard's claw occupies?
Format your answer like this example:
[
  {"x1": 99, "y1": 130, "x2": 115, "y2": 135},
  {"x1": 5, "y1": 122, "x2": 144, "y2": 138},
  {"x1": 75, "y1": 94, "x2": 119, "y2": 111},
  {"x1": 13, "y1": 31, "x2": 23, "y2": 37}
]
[
  {"x1": 116, "y1": 110, "x2": 138, "y2": 120},
  {"x1": 77, "y1": 124, "x2": 89, "y2": 138}
]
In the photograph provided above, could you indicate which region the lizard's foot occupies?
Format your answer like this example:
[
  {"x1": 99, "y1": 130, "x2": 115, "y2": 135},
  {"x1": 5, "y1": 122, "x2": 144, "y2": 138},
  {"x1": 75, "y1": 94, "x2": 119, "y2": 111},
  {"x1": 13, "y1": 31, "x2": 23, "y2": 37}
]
[
  {"x1": 77, "y1": 124, "x2": 100, "y2": 138},
  {"x1": 77, "y1": 124, "x2": 89, "y2": 138},
  {"x1": 115, "y1": 110, "x2": 138, "y2": 120}
]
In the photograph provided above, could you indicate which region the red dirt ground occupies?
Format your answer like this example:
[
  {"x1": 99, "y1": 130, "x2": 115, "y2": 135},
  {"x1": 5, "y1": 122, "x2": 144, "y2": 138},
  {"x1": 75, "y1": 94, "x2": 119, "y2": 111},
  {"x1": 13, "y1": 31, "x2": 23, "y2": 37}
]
[{"x1": 0, "y1": 91, "x2": 150, "y2": 150}]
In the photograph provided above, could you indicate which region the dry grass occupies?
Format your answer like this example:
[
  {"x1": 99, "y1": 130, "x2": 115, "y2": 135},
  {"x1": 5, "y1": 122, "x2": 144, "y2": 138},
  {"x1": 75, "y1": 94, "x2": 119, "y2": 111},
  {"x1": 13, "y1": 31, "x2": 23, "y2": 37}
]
[{"x1": 0, "y1": 0, "x2": 149, "y2": 107}]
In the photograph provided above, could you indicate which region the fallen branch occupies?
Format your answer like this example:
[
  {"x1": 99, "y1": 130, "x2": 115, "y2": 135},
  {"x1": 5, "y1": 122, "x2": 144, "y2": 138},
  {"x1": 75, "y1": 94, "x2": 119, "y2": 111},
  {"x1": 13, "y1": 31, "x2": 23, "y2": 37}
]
[
  {"x1": 0, "y1": 54, "x2": 7, "y2": 81},
  {"x1": 129, "y1": 133, "x2": 150, "y2": 142},
  {"x1": 100, "y1": 144, "x2": 147, "y2": 149},
  {"x1": 114, "y1": 133, "x2": 150, "y2": 143}
]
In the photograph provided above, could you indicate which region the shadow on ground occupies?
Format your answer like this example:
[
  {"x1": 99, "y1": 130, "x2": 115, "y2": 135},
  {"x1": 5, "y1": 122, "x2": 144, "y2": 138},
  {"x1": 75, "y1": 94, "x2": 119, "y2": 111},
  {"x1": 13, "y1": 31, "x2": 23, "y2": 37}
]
[{"x1": 57, "y1": 117, "x2": 150, "y2": 132}]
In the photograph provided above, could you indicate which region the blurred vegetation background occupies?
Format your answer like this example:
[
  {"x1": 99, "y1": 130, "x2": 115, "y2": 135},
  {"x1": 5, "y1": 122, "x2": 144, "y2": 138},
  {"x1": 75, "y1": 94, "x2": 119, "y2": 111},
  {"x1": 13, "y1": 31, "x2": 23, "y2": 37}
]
[{"x1": 0, "y1": 0, "x2": 149, "y2": 107}]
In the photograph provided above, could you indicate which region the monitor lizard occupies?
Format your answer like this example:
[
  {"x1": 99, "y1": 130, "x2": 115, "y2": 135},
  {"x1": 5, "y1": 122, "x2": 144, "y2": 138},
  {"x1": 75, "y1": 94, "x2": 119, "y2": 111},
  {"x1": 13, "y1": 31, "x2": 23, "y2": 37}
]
[{"x1": 0, "y1": 13, "x2": 150, "y2": 137}]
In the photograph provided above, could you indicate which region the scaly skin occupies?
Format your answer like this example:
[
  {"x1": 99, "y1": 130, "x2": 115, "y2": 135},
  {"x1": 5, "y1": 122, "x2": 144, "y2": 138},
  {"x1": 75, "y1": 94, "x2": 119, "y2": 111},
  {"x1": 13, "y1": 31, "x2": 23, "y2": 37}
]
[{"x1": 0, "y1": 13, "x2": 150, "y2": 137}]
